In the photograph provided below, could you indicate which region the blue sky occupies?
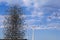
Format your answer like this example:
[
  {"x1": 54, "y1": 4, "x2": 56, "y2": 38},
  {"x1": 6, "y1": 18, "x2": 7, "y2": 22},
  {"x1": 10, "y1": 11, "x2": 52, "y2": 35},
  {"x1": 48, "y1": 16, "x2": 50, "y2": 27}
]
[{"x1": 0, "y1": 0, "x2": 60, "y2": 40}]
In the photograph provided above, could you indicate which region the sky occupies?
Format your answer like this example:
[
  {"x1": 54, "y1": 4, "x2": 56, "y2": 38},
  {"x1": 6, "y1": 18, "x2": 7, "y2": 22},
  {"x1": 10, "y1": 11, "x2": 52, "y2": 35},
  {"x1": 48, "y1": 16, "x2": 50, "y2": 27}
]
[{"x1": 0, "y1": 0, "x2": 60, "y2": 40}]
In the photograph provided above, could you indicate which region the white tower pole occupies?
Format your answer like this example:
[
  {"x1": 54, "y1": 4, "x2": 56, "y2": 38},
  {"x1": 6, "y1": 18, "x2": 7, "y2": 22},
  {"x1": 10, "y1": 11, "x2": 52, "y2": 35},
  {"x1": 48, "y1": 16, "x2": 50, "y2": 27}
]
[{"x1": 32, "y1": 29, "x2": 34, "y2": 40}]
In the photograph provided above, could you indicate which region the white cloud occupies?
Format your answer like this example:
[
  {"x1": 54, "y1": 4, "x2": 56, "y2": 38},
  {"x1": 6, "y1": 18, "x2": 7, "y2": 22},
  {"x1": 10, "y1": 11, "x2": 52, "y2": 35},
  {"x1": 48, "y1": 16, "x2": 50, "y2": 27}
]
[
  {"x1": 0, "y1": 0, "x2": 12, "y2": 3},
  {"x1": 0, "y1": 25, "x2": 4, "y2": 28},
  {"x1": 22, "y1": 0, "x2": 49, "y2": 12},
  {"x1": 0, "y1": 15, "x2": 5, "y2": 23},
  {"x1": 22, "y1": 0, "x2": 32, "y2": 6},
  {"x1": 24, "y1": 19, "x2": 40, "y2": 25},
  {"x1": 36, "y1": 12, "x2": 44, "y2": 18},
  {"x1": 46, "y1": 0, "x2": 60, "y2": 8},
  {"x1": 32, "y1": 11, "x2": 44, "y2": 18},
  {"x1": 58, "y1": 16, "x2": 60, "y2": 19},
  {"x1": 23, "y1": 24, "x2": 59, "y2": 30},
  {"x1": 46, "y1": 23, "x2": 60, "y2": 29},
  {"x1": 0, "y1": 0, "x2": 22, "y2": 5},
  {"x1": 47, "y1": 11, "x2": 60, "y2": 22},
  {"x1": 0, "y1": 15, "x2": 60, "y2": 30},
  {"x1": 34, "y1": 0, "x2": 49, "y2": 8}
]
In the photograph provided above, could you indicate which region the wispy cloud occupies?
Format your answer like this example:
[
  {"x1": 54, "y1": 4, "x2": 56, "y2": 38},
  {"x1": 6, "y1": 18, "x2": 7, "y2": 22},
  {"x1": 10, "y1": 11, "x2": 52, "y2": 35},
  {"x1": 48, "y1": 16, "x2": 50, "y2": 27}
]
[
  {"x1": 0, "y1": 0, "x2": 60, "y2": 30},
  {"x1": 0, "y1": 15, "x2": 60, "y2": 30},
  {"x1": 46, "y1": 23, "x2": 60, "y2": 30},
  {"x1": 0, "y1": 15, "x2": 5, "y2": 23}
]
